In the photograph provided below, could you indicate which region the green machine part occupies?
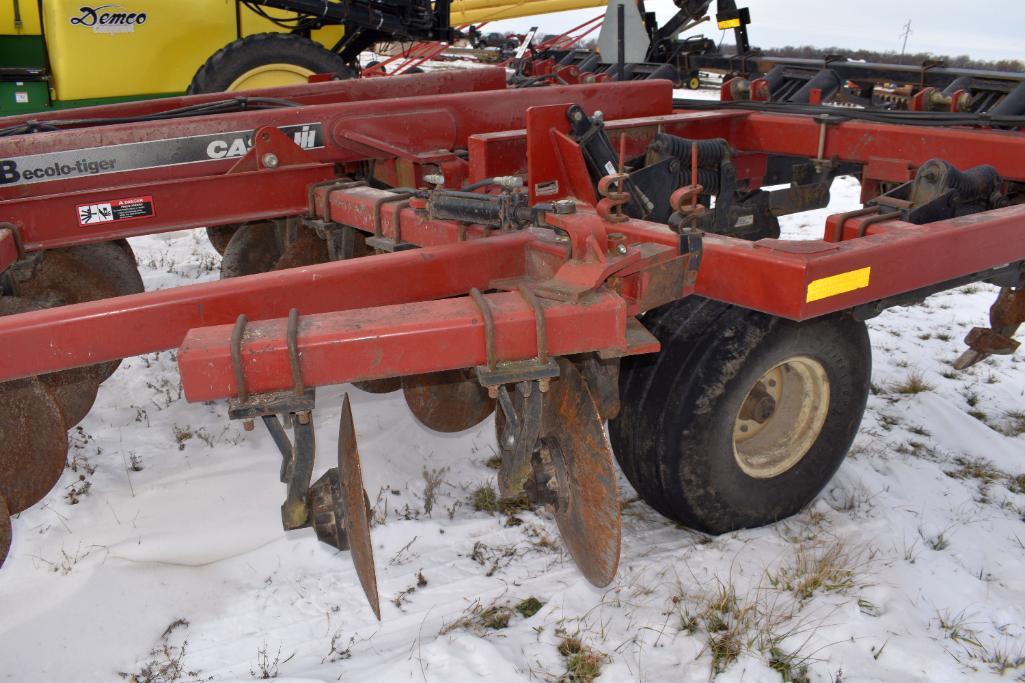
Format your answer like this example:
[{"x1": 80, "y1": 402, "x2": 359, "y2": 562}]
[{"x1": 0, "y1": 2, "x2": 52, "y2": 115}]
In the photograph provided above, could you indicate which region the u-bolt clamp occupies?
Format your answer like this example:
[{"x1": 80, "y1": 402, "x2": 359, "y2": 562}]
[{"x1": 596, "y1": 173, "x2": 630, "y2": 223}]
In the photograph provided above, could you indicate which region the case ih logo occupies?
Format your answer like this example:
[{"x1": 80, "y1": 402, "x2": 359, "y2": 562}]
[
  {"x1": 206, "y1": 126, "x2": 320, "y2": 160},
  {"x1": 70, "y1": 5, "x2": 147, "y2": 33}
]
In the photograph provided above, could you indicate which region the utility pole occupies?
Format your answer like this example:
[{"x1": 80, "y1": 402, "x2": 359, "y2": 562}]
[{"x1": 900, "y1": 20, "x2": 912, "y2": 55}]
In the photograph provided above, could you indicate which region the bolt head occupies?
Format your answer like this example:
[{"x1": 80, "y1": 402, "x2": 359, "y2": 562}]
[
  {"x1": 616, "y1": 244, "x2": 628, "y2": 255},
  {"x1": 753, "y1": 395, "x2": 777, "y2": 422},
  {"x1": 261, "y1": 153, "x2": 279, "y2": 169}
]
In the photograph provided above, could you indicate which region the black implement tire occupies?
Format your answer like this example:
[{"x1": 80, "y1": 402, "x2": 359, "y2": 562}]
[
  {"x1": 610, "y1": 297, "x2": 871, "y2": 534},
  {"x1": 188, "y1": 33, "x2": 353, "y2": 94}
]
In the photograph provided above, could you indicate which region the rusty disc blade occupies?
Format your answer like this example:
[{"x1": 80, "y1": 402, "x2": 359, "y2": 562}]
[
  {"x1": 39, "y1": 367, "x2": 102, "y2": 429},
  {"x1": 0, "y1": 377, "x2": 69, "y2": 514},
  {"x1": 403, "y1": 369, "x2": 495, "y2": 433},
  {"x1": 220, "y1": 222, "x2": 282, "y2": 279},
  {"x1": 542, "y1": 357, "x2": 622, "y2": 587},
  {"x1": 0, "y1": 495, "x2": 10, "y2": 569},
  {"x1": 274, "y1": 225, "x2": 330, "y2": 271},
  {"x1": 0, "y1": 296, "x2": 101, "y2": 429},
  {"x1": 352, "y1": 378, "x2": 402, "y2": 394},
  {"x1": 338, "y1": 394, "x2": 381, "y2": 619},
  {"x1": 206, "y1": 225, "x2": 240, "y2": 255}
]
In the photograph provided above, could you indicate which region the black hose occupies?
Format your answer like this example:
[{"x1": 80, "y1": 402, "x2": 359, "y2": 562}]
[
  {"x1": 672, "y1": 97, "x2": 1025, "y2": 129},
  {"x1": 928, "y1": 160, "x2": 1000, "y2": 200},
  {"x1": 0, "y1": 97, "x2": 301, "y2": 137},
  {"x1": 461, "y1": 177, "x2": 497, "y2": 192}
]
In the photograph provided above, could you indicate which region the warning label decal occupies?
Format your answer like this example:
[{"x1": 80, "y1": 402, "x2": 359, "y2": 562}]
[{"x1": 77, "y1": 196, "x2": 155, "y2": 226}]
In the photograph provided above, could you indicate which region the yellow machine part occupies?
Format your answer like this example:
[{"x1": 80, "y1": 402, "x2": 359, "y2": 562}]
[
  {"x1": 451, "y1": 0, "x2": 606, "y2": 25},
  {"x1": 0, "y1": 0, "x2": 42, "y2": 34},
  {"x1": 40, "y1": 1, "x2": 342, "y2": 102},
  {"x1": 11, "y1": 0, "x2": 599, "y2": 102}
]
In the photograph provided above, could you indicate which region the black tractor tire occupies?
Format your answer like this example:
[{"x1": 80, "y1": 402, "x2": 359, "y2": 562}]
[
  {"x1": 685, "y1": 72, "x2": 701, "y2": 90},
  {"x1": 609, "y1": 297, "x2": 871, "y2": 534},
  {"x1": 188, "y1": 32, "x2": 354, "y2": 94}
]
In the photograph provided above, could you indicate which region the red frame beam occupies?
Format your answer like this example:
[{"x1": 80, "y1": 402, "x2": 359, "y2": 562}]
[
  {"x1": 9, "y1": 164, "x2": 334, "y2": 251},
  {"x1": 713, "y1": 111, "x2": 1025, "y2": 183},
  {"x1": 610, "y1": 205, "x2": 1025, "y2": 320},
  {"x1": 0, "y1": 233, "x2": 531, "y2": 382},
  {"x1": 178, "y1": 290, "x2": 628, "y2": 401},
  {"x1": 0, "y1": 68, "x2": 508, "y2": 132}
]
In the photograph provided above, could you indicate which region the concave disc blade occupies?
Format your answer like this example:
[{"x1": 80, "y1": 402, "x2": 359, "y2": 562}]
[
  {"x1": 39, "y1": 367, "x2": 102, "y2": 429},
  {"x1": 274, "y1": 226, "x2": 329, "y2": 271},
  {"x1": 0, "y1": 496, "x2": 11, "y2": 569},
  {"x1": 0, "y1": 377, "x2": 69, "y2": 513},
  {"x1": 338, "y1": 394, "x2": 381, "y2": 620},
  {"x1": 542, "y1": 357, "x2": 622, "y2": 587},
  {"x1": 220, "y1": 222, "x2": 282, "y2": 279},
  {"x1": 352, "y1": 378, "x2": 402, "y2": 394},
  {"x1": 403, "y1": 369, "x2": 495, "y2": 433},
  {"x1": 206, "y1": 225, "x2": 240, "y2": 255}
]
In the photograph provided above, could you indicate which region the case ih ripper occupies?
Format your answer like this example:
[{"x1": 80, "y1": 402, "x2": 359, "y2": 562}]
[{"x1": 1, "y1": 67, "x2": 1024, "y2": 617}]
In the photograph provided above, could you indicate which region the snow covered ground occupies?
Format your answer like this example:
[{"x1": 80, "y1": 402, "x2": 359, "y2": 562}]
[{"x1": 2, "y1": 94, "x2": 1025, "y2": 683}]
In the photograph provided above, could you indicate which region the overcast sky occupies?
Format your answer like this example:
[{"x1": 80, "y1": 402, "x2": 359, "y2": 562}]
[{"x1": 488, "y1": 0, "x2": 1024, "y2": 62}]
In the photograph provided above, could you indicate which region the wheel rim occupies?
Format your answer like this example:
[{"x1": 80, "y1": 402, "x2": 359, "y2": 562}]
[
  {"x1": 227, "y1": 63, "x2": 316, "y2": 92},
  {"x1": 732, "y1": 356, "x2": 830, "y2": 479},
  {"x1": 689, "y1": 77, "x2": 700, "y2": 89}
]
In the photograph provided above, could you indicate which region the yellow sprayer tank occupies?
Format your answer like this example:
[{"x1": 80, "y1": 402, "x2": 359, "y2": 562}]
[
  {"x1": 1, "y1": 0, "x2": 604, "y2": 108},
  {"x1": 38, "y1": 1, "x2": 343, "y2": 102}
]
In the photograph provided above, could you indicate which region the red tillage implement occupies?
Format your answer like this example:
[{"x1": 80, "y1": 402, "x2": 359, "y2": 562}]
[{"x1": 0, "y1": 67, "x2": 1022, "y2": 617}]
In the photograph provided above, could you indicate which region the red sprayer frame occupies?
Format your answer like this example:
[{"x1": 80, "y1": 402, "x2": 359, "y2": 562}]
[{"x1": 0, "y1": 68, "x2": 1023, "y2": 404}]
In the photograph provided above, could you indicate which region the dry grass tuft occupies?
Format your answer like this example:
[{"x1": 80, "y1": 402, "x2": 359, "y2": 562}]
[
  {"x1": 1003, "y1": 411, "x2": 1025, "y2": 437},
  {"x1": 441, "y1": 596, "x2": 545, "y2": 637},
  {"x1": 557, "y1": 636, "x2": 608, "y2": 682},
  {"x1": 890, "y1": 369, "x2": 934, "y2": 395},
  {"x1": 515, "y1": 596, "x2": 544, "y2": 618},
  {"x1": 440, "y1": 599, "x2": 514, "y2": 636},
  {"x1": 471, "y1": 484, "x2": 499, "y2": 512},
  {"x1": 670, "y1": 539, "x2": 869, "y2": 677},
  {"x1": 767, "y1": 541, "x2": 862, "y2": 601},
  {"x1": 117, "y1": 619, "x2": 198, "y2": 683},
  {"x1": 945, "y1": 457, "x2": 1025, "y2": 497},
  {"x1": 470, "y1": 483, "x2": 533, "y2": 516},
  {"x1": 945, "y1": 457, "x2": 1003, "y2": 485}
]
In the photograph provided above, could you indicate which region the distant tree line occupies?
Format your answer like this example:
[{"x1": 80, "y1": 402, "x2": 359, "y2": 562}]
[{"x1": 758, "y1": 45, "x2": 1025, "y2": 73}]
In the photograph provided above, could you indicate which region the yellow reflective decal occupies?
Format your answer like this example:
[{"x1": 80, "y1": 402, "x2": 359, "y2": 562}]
[
  {"x1": 717, "y1": 18, "x2": 741, "y2": 29},
  {"x1": 806, "y1": 267, "x2": 872, "y2": 303}
]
